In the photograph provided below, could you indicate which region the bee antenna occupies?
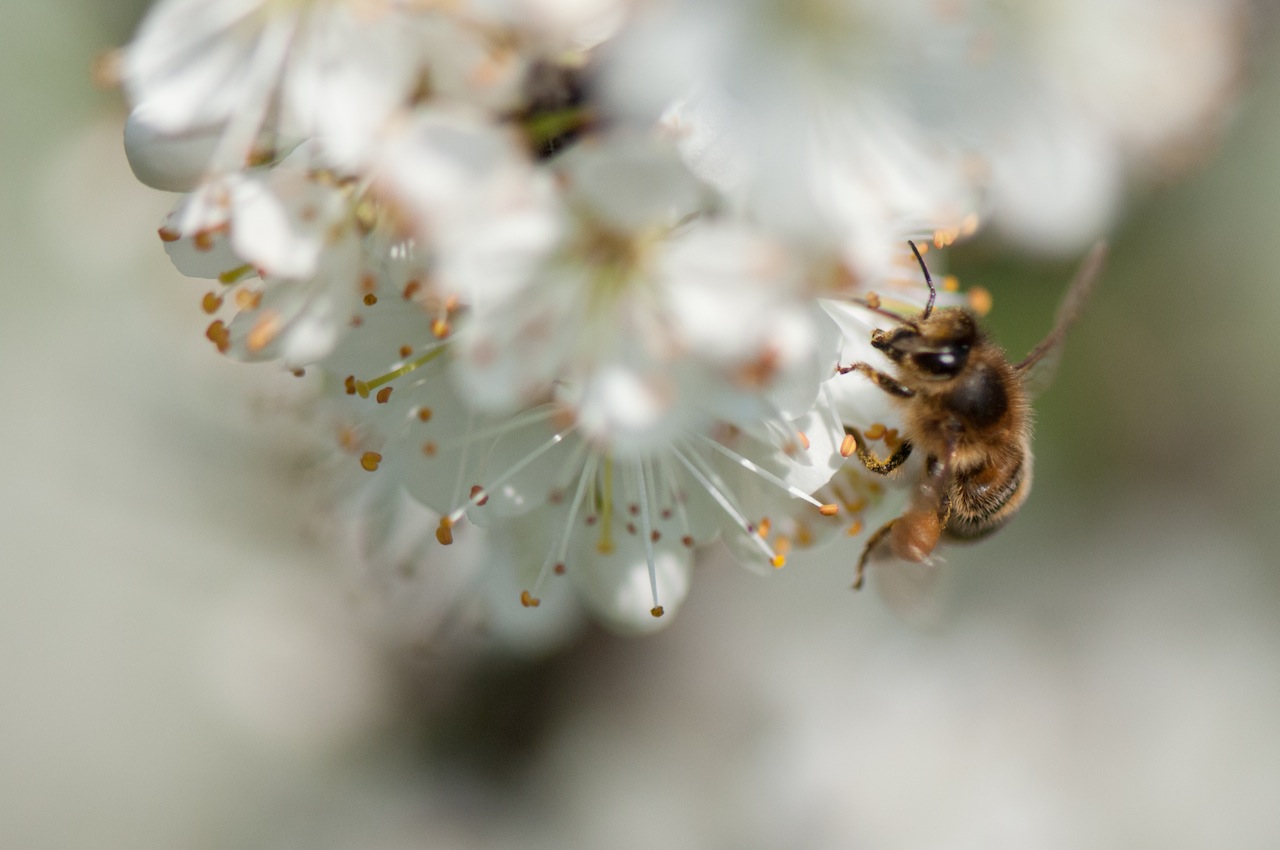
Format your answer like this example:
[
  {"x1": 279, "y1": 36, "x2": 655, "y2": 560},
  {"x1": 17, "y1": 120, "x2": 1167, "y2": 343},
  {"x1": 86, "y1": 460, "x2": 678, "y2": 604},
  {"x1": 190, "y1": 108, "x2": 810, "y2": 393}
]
[{"x1": 907, "y1": 240, "x2": 936, "y2": 320}]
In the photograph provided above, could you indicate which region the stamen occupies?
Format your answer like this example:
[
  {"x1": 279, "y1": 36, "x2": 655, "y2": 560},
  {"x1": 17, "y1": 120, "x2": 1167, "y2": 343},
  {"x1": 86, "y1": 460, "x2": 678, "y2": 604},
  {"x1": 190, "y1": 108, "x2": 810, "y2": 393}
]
[
  {"x1": 201, "y1": 292, "x2": 223, "y2": 314},
  {"x1": 527, "y1": 447, "x2": 597, "y2": 601},
  {"x1": 671, "y1": 444, "x2": 780, "y2": 565},
  {"x1": 840, "y1": 433, "x2": 856, "y2": 458},
  {"x1": 596, "y1": 456, "x2": 614, "y2": 554},
  {"x1": 436, "y1": 516, "x2": 453, "y2": 545},
  {"x1": 445, "y1": 425, "x2": 574, "y2": 525},
  {"x1": 633, "y1": 457, "x2": 661, "y2": 615},
  {"x1": 692, "y1": 432, "x2": 832, "y2": 512},
  {"x1": 355, "y1": 345, "x2": 448, "y2": 396},
  {"x1": 360, "y1": 451, "x2": 382, "y2": 471}
]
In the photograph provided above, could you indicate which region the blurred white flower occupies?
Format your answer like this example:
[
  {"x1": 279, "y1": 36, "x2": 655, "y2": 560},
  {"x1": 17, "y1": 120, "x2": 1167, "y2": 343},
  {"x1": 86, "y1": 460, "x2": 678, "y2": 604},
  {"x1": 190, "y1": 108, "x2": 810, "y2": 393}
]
[{"x1": 120, "y1": 0, "x2": 1246, "y2": 635}]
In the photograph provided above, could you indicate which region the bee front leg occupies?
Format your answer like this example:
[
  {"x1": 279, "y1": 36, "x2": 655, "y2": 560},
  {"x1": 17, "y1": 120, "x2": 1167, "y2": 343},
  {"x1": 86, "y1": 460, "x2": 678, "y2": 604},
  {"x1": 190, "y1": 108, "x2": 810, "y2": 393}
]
[{"x1": 836, "y1": 361, "x2": 915, "y2": 399}]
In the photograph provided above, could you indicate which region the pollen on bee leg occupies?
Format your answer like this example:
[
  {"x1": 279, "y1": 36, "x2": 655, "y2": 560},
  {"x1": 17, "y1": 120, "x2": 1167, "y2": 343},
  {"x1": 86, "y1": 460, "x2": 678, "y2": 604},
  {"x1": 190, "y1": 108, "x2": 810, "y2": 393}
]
[
  {"x1": 435, "y1": 517, "x2": 454, "y2": 545},
  {"x1": 520, "y1": 590, "x2": 541, "y2": 608},
  {"x1": 840, "y1": 433, "x2": 856, "y2": 458},
  {"x1": 359, "y1": 451, "x2": 382, "y2": 471}
]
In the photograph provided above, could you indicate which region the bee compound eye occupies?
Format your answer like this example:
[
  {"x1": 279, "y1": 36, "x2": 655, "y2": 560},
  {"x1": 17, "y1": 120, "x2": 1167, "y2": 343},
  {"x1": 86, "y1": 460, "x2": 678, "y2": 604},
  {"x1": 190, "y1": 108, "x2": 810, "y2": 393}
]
[{"x1": 912, "y1": 346, "x2": 968, "y2": 377}]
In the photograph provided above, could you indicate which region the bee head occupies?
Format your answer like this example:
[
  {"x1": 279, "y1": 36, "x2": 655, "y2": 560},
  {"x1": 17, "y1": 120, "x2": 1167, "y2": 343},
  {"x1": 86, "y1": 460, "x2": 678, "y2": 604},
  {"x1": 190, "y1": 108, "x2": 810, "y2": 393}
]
[{"x1": 872, "y1": 308, "x2": 976, "y2": 379}]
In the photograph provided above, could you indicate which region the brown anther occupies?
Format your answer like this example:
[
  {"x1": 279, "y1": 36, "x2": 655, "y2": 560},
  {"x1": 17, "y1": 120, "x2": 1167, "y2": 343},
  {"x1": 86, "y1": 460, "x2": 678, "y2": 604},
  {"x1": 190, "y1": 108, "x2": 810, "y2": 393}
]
[
  {"x1": 431, "y1": 318, "x2": 450, "y2": 338},
  {"x1": 375, "y1": 387, "x2": 393, "y2": 404},
  {"x1": 625, "y1": 522, "x2": 637, "y2": 535},
  {"x1": 435, "y1": 517, "x2": 454, "y2": 545},
  {"x1": 553, "y1": 563, "x2": 566, "y2": 575},
  {"x1": 469, "y1": 485, "x2": 489, "y2": 506},
  {"x1": 796, "y1": 430, "x2": 811, "y2": 450},
  {"x1": 422, "y1": 441, "x2": 437, "y2": 457},
  {"x1": 194, "y1": 231, "x2": 215, "y2": 252},
  {"x1": 864, "y1": 423, "x2": 887, "y2": 441},
  {"x1": 585, "y1": 515, "x2": 597, "y2": 526},
  {"x1": 291, "y1": 368, "x2": 305, "y2": 378},
  {"x1": 628, "y1": 503, "x2": 640, "y2": 516},
  {"x1": 360, "y1": 451, "x2": 382, "y2": 472},
  {"x1": 362, "y1": 293, "x2": 378, "y2": 306},
  {"x1": 344, "y1": 375, "x2": 357, "y2": 395},
  {"x1": 968, "y1": 286, "x2": 993, "y2": 316},
  {"x1": 864, "y1": 292, "x2": 882, "y2": 309},
  {"x1": 338, "y1": 427, "x2": 359, "y2": 451},
  {"x1": 819, "y1": 503, "x2": 839, "y2": 517},
  {"x1": 416, "y1": 407, "x2": 432, "y2": 422},
  {"x1": 681, "y1": 535, "x2": 694, "y2": 548},
  {"x1": 158, "y1": 226, "x2": 181, "y2": 243},
  {"x1": 840, "y1": 433, "x2": 856, "y2": 458},
  {"x1": 660, "y1": 509, "x2": 672, "y2": 519},
  {"x1": 246, "y1": 311, "x2": 281, "y2": 352},
  {"x1": 651, "y1": 530, "x2": 661, "y2": 542},
  {"x1": 520, "y1": 590, "x2": 540, "y2": 608},
  {"x1": 398, "y1": 344, "x2": 413, "y2": 358},
  {"x1": 846, "y1": 519, "x2": 865, "y2": 536},
  {"x1": 205, "y1": 320, "x2": 229, "y2": 353},
  {"x1": 402, "y1": 280, "x2": 421, "y2": 300},
  {"x1": 650, "y1": 606, "x2": 665, "y2": 618},
  {"x1": 201, "y1": 292, "x2": 223, "y2": 314}
]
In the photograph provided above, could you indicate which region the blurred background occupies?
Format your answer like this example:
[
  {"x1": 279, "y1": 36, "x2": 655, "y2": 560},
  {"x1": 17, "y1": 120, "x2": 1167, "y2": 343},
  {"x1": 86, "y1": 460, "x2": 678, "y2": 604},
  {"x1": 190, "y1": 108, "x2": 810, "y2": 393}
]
[{"x1": 3, "y1": 2, "x2": 1279, "y2": 848}]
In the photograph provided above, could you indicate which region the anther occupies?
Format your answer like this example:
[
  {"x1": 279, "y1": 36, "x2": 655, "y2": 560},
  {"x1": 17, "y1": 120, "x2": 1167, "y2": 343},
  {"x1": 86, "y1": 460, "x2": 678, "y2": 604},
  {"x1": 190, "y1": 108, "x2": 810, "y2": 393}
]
[
  {"x1": 864, "y1": 423, "x2": 887, "y2": 440},
  {"x1": 375, "y1": 387, "x2": 393, "y2": 404},
  {"x1": 422, "y1": 441, "x2": 437, "y2": 456},
  {"x1": 968, "y1": 286, "x2": 993, "y2": 316},
  {"x1": 435, "y1": 517, "x2": 454, "y2": 545},
  {"x1": 431, "y1": 318, "x2": 450, "y2": 338},
  {"x1": 770, "y1": 554, "x2": 786, "y2": 568},
  {"x1": 205, "y1": 320, "x2": 229, "y2": 353},
  {"x1": 398, "y1": 345, "x2": 413, "y2": 358},
  {"x1": 363, "y1": 293, "x2": 378, "y2": 306},
  {"x1": 201, "y1": 292, "x2": 223, "y2": 314},
  {"x1": 234, "y1": 289, "x2": 262, "y2": 310},
  {"x1": 819, "y1": 503, "x2": 839, "y2": 516},
  {"x1": 553, "y1": 563, "x2": 566, "y2": 575},
  {"x1": 840, "y1": 433, "x2": 856, "y2": 458},
  {"x1": 469, "y1": 485, "x2": 489, "y2": 506},
  {"x1": 158, "y1": 227, "x2": 180, "y2": 243},
  {"x1": 943, "y1": 275, "x2": 960, "y2": 292},
  {"x1": 402, "y1": 280, "x2": 421, "y2": 300},
  {"x1": 246, "y1": 311, "x2": 280, "y2": 352},
  {"x1": 520, "y1": 590, "x2": 541, "y2": 608},
  {"x1": 846, "y1": 519, "x2": 864, "y2": 536},
  {"x1": 194, "y1": 232, "x2": 215, "y2": 252},
  {"x1": 344, "y1": 375, "x2": 357, "y2": 395},
  {"x1": 360, "y1": 451, "x2": 382, "y2": 471},
  {"x1": 416, "y1": 407, "x2": 432, "y2": 422},
  {"x1": 757, "y1": 518, "x2": 771, "y2": 538},
  {"x1": 796, "y1": 430, "x2": 810, "y2": 450},
  {"x1": 681, "y1": 535, "x2": 694, "y2": 548},
  {"x1": 650, "y1": 606, "x2": 664, "y2": 618},
  {"x1": 864, "y1": 292, "x2": 881, "y2": 309}
]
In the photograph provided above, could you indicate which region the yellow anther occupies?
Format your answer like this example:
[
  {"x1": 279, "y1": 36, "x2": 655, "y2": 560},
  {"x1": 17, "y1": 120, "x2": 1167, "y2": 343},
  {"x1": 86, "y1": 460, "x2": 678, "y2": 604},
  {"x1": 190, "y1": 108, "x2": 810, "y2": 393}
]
[
  {"x1": 846, "y1": 518, "x2": 865, "y2": 536},
  {"x1": 435, "y1": 517, "x2": 454, "y2": 545},
  {"x1": 840, "y1": 433, "x2": 856, "y2": 458},
  {"x1": 757, "y1": 518, "x2": 771, "y2": 538},
  {"x1": 246, "y1": 311, "x2": 281, "y2": 352},
  {"x1": 520, "y1": 590, "x2": 541, "y2": 608},
  {"x1": 201, "y1": 292, "x2": 223, "y2": 314},
  {"x1": 363, "y1": 293, "x2": 378, "y2": 306},
  {"x1": 431, "y1": 318, "x2": 450, "y2": 338},
  {"x1": 942, "y1": 274, "x2": 960, "y2": 292},
  {"x1": 864, "y1": 423, "x2": 886, "y2": 441},
  {"x1": 360, "y1": 451, "x2": 382, "y2": 472},
  {"x1": 796, "y1": 430, "x2": 810, "y2": 450},
  {"x1": 650, "y1": 606, "x2": 664, "y2": 618},
  {"x1": 375, "y1": 387, "x2": 393, "y2": 404},
  {"x1": 819, "y1": 503, "x2": 839, "y2": 517},
  {"x1": 968, "y1": 286, "x2": 993, "y2": 316},
  {"x1": 770, "y1": 554, "x2": 786, "y2": 569}
]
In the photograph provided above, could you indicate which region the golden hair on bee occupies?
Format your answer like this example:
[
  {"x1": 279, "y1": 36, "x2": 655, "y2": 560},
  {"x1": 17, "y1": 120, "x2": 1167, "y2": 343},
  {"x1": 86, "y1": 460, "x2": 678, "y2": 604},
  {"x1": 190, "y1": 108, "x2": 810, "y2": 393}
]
[{"x1": 838, "y1": 240, "x2": 1107, "y2": 590}]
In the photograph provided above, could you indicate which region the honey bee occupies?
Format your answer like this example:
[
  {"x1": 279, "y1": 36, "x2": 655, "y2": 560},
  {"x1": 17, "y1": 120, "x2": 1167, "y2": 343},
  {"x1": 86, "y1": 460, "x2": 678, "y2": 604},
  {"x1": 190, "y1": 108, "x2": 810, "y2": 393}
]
[{"x1": 839, "y1": 241, "x2": 1107, "y2": 590}]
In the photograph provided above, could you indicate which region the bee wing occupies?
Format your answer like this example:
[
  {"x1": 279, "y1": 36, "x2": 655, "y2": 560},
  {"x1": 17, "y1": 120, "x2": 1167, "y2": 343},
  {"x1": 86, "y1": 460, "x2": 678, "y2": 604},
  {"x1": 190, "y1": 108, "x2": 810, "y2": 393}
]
[{"x1": 1015, "y1": 242, "x2": 1107, "y2": 397}]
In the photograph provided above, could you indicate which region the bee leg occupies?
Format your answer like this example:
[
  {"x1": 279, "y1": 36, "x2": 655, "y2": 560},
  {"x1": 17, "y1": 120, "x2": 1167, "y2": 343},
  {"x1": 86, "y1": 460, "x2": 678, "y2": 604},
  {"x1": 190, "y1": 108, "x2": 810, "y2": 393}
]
[
  {"x1": 854, "y1": 518, "x2": 896, "y2": 590},
  {"x1": 836, "y1": 362, "x2": 915, "y2": 399},
  {"x1": 846, "y1": 428, "x2": 913, "y2": 475}
]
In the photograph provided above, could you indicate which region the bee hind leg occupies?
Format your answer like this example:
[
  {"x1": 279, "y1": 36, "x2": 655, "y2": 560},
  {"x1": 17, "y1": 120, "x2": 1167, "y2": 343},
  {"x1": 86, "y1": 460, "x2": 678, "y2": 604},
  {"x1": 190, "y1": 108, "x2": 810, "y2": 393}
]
[
  {"x1": 854, "y1": 518, "x2": 896, "y2": 590},
  {"x1": 836, "y1": 362, "x2": 915, "y2": 398}
]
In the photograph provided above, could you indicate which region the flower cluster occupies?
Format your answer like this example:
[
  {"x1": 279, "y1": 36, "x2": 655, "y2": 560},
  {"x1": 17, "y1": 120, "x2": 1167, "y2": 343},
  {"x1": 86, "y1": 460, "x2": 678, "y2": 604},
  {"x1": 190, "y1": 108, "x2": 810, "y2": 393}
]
[{"x1": 120, "y1": 0, "x2": 1243, "y2": 636}]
